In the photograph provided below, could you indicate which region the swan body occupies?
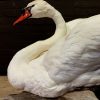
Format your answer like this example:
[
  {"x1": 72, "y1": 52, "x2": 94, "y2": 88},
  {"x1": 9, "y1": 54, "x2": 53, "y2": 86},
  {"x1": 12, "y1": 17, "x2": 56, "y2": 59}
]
[{"x1": 8, "y1": 0, "x2": 100, "y2": 97}]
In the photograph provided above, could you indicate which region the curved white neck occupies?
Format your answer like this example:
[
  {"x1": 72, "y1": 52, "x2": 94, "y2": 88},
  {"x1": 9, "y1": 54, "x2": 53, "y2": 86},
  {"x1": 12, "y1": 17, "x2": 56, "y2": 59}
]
[
  {"x1": 13, "y1": 9, "x2": 67, "y2": 63},
  {"x1": 44, "y1": 10, "x2": 67, "y2": 44}
]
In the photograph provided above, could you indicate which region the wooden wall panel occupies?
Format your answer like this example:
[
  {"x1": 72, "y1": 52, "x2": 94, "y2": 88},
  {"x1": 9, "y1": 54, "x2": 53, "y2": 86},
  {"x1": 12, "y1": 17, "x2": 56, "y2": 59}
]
[{"x1": 0, "y1": 0, "x2": 100, "y2": 75}]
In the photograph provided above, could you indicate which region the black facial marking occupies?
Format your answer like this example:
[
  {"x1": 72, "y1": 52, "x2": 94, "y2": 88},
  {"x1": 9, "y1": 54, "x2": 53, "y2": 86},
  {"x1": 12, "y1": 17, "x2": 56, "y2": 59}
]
[
  {"x1": 21, "y1": 5, "x2": 34, "y2": 14},
  {"x1": 25, "y1": 5, "x2": 34, "y2": 12}
]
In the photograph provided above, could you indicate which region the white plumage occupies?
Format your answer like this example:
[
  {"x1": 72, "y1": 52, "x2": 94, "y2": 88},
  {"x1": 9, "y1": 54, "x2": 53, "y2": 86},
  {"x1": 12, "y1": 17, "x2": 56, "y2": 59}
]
[{"x1": 8, "y1": 0, "x2": 100, "y2": 97}]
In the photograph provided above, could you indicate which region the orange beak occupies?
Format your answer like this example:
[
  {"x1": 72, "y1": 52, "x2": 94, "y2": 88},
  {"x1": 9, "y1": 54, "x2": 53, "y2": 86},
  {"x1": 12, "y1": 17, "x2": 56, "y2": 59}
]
[{"x1": 13, "y1": 10, "x2": 31, "y2": 26}]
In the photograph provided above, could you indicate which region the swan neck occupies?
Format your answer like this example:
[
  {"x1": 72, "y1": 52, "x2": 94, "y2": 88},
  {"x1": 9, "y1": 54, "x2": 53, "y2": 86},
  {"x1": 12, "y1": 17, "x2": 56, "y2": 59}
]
[
  {"x1": 44, "y1": 10, "x2": 67, "y2": 45},
  {"x1": 52, "y1": 11, "x2": 65, "y2": 27}
]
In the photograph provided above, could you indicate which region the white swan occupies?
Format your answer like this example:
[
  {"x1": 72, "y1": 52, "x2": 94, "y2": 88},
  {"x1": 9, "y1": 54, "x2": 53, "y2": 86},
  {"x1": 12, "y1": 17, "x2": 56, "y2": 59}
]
[{"x1": 8, "y1": 0, "x2": 100, "y2": 98}]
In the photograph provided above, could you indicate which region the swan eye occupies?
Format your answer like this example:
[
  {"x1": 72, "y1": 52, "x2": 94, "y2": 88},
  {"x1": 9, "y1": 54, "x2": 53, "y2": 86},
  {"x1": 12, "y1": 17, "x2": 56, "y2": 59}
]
[
  {"x1": 26, "y1": 5, "x2": 34, "y2": 11},
  {"x1": 22, "y1": 5, "x2": 34, "y2": 13}
]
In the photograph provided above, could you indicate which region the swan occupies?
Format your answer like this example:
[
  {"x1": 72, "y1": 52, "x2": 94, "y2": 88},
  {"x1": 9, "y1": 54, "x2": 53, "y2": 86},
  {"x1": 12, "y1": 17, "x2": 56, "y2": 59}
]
[{"x1": 8, "y1": 0, "x2": 100, "y2": 98}]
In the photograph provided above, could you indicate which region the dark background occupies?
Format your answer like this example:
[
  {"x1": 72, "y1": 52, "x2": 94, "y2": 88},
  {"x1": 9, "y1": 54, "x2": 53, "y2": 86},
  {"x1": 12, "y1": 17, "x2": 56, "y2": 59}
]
[{"x1": 0, "y1": 0, "x2": 100, "y2": 75}]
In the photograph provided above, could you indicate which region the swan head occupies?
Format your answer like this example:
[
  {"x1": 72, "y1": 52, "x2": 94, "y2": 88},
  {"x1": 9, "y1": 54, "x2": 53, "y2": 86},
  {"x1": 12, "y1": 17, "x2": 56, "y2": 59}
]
[{"x1": 13, "y1": 0, "x2": 55, "y2": 25}]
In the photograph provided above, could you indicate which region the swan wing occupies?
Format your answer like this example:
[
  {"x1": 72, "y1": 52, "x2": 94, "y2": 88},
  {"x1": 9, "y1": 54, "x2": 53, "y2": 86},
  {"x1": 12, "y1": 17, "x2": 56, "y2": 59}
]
[{"x1": 44, "y1": 15, "x2": 100, "y2": 86}]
